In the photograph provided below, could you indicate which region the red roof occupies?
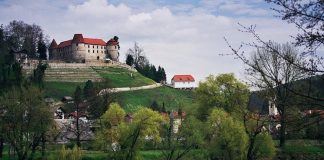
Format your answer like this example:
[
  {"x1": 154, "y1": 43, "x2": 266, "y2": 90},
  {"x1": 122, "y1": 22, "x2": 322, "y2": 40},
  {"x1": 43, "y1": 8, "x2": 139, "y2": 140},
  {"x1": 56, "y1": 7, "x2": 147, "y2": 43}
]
[
  {"x1": 84, "y1": 38, "x2": 106, "y2": 46},
  {"x1": 107, "y1": 38, "x2": 119, "y2": 46},
  {"x1": 72, "y1": 34, "x2": 84, "y2": 43},
  {"x1": 172, "y1": 75, "x2": 195, "y2": 82},
  {"x1": 49, "y1": 39, "x2": 58, "y2": 49},
  {"x1": 57, "y1": 40, "x2": 72, "y2": 48}
]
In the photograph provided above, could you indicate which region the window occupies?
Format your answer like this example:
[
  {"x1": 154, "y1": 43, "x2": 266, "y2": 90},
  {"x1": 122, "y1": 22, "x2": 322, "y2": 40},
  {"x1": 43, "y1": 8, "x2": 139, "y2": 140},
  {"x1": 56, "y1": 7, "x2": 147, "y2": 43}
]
[
  {"x1": 93, "y1": 50, "x2": 94, "y2": 53},
  {"x1": 101, "y1": 46, "x2": 103, "y2": 49},
  {"x1": 76, "y1": 43, "x2": 78, "y2": 46},
  {"x1": 97, "y1": 46, "x2": 98, "y2": 49},
  {"x1": 88, "y1": 45, "x2": 90, "y2": 48},
  {"x1": 101, "y1": 51, "x2": 103, "y2": 53},
  {"x1": 88, "y1": 50, "x2": 90, "y2": 53},
  {"x1": 97, "y1": 50, "x2": 98, "y2": 53},
  {"x1": 93, "y1": 45, "x2": 94, "y2": 48}
]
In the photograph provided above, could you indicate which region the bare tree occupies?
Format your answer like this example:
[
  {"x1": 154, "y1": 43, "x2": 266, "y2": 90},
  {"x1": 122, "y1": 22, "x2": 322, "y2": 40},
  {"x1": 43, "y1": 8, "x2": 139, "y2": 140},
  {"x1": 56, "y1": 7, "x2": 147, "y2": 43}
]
[
  {"x1": 266, "y1": 0, "x2": 324, "y2": 52},
  {"x1": 126, "y1": 42, "x2": 148, "y2": 68},
  {"x1": 226, "y1": 39, "x2": 306, "y2": 147}
]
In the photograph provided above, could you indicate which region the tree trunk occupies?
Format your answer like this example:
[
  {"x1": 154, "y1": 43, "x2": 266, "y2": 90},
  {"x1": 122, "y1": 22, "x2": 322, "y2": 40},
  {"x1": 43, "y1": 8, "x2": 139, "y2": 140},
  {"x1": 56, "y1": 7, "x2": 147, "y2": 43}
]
[
  {"x1": 76, "y1": 103, "x2": 81, "y2": 148},
  {"x1": 41, "y1": 133, "x2": 46, "y2": 160},
  {"x1": 0, "y1": 136, "x2": 3, "y2": 159},
  {"x1": 279, "y1": 105, "x2": 286, "y2": 147},
  {"x1": 247, "y1": 137, "x2": 256, "y2": 160},
  {"x1": 279, "y1": 115, "x2": 286, "y2": 147}
]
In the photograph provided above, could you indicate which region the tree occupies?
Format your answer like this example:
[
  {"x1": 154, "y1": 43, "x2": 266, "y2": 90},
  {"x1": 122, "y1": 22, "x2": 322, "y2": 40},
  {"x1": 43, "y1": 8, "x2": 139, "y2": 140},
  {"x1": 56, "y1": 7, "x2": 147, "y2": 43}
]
[
  {"x1": 83, "y1": 80, "x2": 95, "y2": 99},
  {"x1": 126, "y1": 42, "x2": 148, "y2": 68},
  {"x1": 207, "y1": 108, "x2": 248, "y2": 160},
  {"x1": 195, "y1": 73, "x2": 249, "y2": 120},
  {"x1": 120, "y1": 108, "x2": 164, "y2": 160},
  {"x1": 74, "y1": 86, "x2": 82, "y2": 147},
  {"x1": 0, "y1": 87, "x2": 52, "y2": 160},
  {"x1": 161, "y1": 115, "x2": 204, "y2": 160},
  {"x1": 126, "y1": 54, "x2": 134, "y2": 66},
  {"x1": 150, "y1": 100, "x2": 160, "y2": 112},
  {"x1": 266, "y1": 0, "x2": 324, "y2": 52},
  {"x1": 96, "y1": 103, "x2": 126, "y2": 152},
  {"x1": 4, "y1": 20, "x2": 47, "y2": 58},
  {"x1": 37, "y1": 33, "x2": 47, "y2": 60}
]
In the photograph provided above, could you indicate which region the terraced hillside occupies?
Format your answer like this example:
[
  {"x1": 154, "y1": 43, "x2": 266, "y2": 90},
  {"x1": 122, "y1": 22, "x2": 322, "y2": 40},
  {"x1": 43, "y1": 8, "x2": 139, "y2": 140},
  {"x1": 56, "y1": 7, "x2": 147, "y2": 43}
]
[{"x1": 44, "y1": 67, "x2": 102, "y2": 82}]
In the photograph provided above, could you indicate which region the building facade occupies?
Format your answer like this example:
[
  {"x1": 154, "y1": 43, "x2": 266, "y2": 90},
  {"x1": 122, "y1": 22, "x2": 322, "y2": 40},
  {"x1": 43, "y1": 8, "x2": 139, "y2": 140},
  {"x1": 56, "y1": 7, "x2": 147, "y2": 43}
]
[
  {"x1": 49, "y1": 34, "x2": 120, "y2": 63},
  {"x1": 171, "y1": 75, "x2": 197, "y2": 89}
]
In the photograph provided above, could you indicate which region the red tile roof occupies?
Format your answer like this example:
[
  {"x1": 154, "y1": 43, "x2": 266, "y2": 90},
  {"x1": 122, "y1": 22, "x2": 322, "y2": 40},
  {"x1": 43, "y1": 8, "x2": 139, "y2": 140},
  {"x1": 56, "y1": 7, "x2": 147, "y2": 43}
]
[
  {"x1": 84, "y1": 38, "x2": 106, "y2": 46},
  {"x1": 172, "y1": 75, "x2": 195, "y2": 82},
  {"x1": 56, "y1": 37, "x2": 107, "y2": 49},
  {"x1": 49, "y1": 39, "x2": 58, "y2": 49},
  {"x1": 107, "y1": 38, "x2": 119, "y2": 46},
  {"x1": 72, "y1": 34, "x2": 84, "y2": 43},
  {"x1": 57, "y1": 40, "x2": 72, "y2": 48}
]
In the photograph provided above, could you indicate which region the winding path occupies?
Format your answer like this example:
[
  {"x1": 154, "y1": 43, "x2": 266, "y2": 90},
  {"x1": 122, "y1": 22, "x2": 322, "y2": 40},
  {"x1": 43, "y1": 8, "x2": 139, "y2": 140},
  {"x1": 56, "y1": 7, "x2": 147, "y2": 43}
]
[{"x1": 98, "y1": 83, "x2": 162, "y2": 95}]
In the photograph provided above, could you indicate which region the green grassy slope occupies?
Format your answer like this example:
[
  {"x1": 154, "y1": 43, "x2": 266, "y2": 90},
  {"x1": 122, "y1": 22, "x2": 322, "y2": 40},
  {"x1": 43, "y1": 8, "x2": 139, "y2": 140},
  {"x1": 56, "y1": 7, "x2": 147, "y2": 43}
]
[
  {"x1": 115, "y1": 86, "x2": 198, "y2": 113},
  {"x1": 44, "y1": 81, "x2": 84, "y2": 99},
  {"x1": 92, "y1": 66, "x2": 155, "y2": 87}
]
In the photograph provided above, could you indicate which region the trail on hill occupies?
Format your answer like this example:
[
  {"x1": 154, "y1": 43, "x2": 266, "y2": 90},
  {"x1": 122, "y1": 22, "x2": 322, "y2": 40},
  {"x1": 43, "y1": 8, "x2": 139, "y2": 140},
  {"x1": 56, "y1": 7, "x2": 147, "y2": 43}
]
[{"x1": 99, "y1": 83, "x2": 162, "y2": 95}]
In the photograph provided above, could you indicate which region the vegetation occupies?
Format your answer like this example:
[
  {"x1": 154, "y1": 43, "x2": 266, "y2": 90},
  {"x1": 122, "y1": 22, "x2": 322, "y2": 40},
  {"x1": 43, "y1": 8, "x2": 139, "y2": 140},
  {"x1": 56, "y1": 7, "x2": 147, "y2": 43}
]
[
  {"x1": 116, "y1": 86, "x2": 197, "y2": 113},
  {"x1": 93, "y1": 66, "x2": 155, "y2": 87}
]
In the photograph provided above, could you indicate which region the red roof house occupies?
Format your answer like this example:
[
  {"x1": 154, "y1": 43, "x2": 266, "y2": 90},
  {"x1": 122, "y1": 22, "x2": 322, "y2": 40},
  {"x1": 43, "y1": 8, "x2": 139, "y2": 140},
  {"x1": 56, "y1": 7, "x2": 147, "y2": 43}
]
[{"x1": 171, "y1": 75, "x2": 196, "y2": 89}]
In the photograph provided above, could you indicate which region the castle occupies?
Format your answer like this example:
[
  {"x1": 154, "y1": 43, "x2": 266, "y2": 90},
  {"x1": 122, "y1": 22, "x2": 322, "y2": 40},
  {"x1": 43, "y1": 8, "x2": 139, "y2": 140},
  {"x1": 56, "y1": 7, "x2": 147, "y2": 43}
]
[{"x1": 49, "y1": 34, "x2": 120, "y2": 63}]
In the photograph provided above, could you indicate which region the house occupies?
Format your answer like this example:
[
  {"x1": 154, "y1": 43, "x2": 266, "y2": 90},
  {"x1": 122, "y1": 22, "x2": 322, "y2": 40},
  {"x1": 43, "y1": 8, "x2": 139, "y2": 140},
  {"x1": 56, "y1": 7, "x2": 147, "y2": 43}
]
[
  {"x1": 13, "y1": 49, "x2": 28, "y2": 64},
  {"x1": 54, "y1": 107, "x2": 65, "y2": 119},
  {"x1": 171, "y1": 75, "x2": 197, "y2": 89}
]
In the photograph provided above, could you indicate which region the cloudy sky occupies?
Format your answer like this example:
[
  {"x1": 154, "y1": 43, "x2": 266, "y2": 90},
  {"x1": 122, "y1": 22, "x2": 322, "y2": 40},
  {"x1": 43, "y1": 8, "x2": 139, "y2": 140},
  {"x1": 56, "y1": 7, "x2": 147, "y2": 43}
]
[{"x1": 0, "y1": 0, "x2": 299, "y2": 83}]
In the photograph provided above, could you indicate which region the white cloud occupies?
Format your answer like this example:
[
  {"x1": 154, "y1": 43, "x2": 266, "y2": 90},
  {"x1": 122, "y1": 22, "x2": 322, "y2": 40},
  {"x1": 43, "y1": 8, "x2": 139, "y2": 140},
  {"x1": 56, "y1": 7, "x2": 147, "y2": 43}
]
[{"x1": 0, "y1": 0, "x2": 299, "y2": 83}]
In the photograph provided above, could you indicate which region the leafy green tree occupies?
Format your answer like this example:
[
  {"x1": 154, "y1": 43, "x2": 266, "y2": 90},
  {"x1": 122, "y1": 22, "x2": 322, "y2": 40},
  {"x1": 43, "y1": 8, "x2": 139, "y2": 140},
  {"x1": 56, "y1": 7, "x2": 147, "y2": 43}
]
[
  {"x1": 207, "y1": 108, "x2": 248, "y2": 160},
  {"x1": 196, "y1": 73, "x2": 249, "y2": 120},
  {"x1": 121, "y1": 108, "x2": 165, "y2": 160},
  {"x1": 162, "y1": 116, "x2": 204, "y2": 160},
  {"x1": 253, "y1": 132, "x2": 276, "y2": 159},
  {"x1": 0, "y1": 87, "x2": 52, "y2": 160},
  {"x1": 96, "y1": 103, "x2": 126, "y2": 152}
]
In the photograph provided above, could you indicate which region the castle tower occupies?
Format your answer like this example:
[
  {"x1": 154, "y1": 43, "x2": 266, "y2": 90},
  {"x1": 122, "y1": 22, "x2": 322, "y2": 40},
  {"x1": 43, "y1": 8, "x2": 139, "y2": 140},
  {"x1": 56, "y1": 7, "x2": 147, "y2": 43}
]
[
  {"x1": 71, "y1": 34, "x2": 86, "y2": 63},
  {"x1": 106, "y1": 36, "x2": 120, "y2": 61},
  {"x1": 49, "y1": 39, "x2": 58, "y2": 60}
]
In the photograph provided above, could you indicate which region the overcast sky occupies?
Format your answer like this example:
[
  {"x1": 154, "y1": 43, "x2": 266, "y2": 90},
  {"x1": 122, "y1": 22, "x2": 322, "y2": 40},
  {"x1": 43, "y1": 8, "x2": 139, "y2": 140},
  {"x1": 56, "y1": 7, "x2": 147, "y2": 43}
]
[{"x1": 0, "y1": 0, "x2": 300, "y2": 83}]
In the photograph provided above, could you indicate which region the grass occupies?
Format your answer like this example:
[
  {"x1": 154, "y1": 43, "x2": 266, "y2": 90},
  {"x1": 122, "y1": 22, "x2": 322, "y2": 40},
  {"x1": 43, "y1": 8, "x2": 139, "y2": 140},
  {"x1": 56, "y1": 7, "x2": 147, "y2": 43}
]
[
  {"x1": 44, "y1": 81, "x2": 84, "y2": 100},
  {"x1": 92, "y1": 66, "x2": 155, "y2": 87},
  {"x1": 115, "y1": 86, "x2": 198, "y2": 113}
]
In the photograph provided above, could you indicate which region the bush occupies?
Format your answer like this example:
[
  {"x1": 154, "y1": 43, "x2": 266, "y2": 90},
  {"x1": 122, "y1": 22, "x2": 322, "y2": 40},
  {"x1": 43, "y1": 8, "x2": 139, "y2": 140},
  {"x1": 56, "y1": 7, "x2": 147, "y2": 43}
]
[{"x1": 254, "y1": 132, "x2": 276, "y2": 159}]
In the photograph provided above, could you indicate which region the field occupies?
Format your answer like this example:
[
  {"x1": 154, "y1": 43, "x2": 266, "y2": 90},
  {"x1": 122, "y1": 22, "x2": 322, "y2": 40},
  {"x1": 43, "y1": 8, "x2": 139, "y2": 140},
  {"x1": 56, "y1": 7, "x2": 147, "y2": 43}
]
[
  {"x1": 115, "y1": 86, "x2": 198, "y2": 113},
  {"x1": 92, "y1": 66, "x2": 155, "y2": 87},
  {"x1": 44, "y1": 66, "x2": 156, "y2": 100}
]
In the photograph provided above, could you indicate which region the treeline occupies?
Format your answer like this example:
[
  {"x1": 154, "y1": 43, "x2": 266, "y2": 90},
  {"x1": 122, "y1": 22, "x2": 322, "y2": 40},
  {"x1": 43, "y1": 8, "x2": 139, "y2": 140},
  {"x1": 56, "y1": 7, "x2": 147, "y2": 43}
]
[
  {"x1": 0, "y1": 20, "x2": 48, "y2": 91},
  {"x1": 125, "y1": 42, "x2": 166, "y2": 83}
]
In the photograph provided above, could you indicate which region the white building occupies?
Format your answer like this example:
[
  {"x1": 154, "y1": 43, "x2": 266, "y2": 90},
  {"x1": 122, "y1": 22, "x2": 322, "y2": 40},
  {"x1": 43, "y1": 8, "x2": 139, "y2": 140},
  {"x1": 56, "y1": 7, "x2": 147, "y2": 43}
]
[{"x1": 171, "y1": 75, "x2": 197, "y2": 89}]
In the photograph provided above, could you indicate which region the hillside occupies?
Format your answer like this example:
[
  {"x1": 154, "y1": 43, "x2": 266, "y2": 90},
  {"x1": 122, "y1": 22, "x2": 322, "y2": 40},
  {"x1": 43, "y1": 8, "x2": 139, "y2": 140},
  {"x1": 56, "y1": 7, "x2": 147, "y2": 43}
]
[
  {"x1": 248, "y1": 74, "x2": 324, "y2": 113},
  {"x1": 115, "y1": 86, "x2": 198, "y2": 112}
]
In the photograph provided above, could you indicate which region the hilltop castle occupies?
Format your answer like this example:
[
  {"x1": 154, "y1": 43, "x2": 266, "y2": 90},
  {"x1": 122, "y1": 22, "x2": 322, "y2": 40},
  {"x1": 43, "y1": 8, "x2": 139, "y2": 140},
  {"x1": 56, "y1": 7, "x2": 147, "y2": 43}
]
[{"x1": 49, "y1": 34, "x2": 120, "y2": 63}]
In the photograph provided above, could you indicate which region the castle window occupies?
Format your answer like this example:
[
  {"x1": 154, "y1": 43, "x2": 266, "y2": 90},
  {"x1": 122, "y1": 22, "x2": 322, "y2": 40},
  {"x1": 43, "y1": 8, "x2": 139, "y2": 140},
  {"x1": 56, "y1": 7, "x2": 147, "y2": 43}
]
[
  {"x1": 97, "y1": 50, "x2": 98, "y2": 53},
  {"x1": 93, "y1": 45, "x2": 94, "y2": 48},
  {"x1": 101, "y1": 46, "x2": 103, "y2": 49},
  {"x1": 101, "y1": 51, "x2": 103, "y2": 53},
  {"x1": 88, "y1": 45, "x2": 90, "y2": 48},
  {"x1": 76, "y1": 43, "x2": 78, "y2": 46},
  {"x1": 97, "y1": 46, "x2": 98, "y2": 49},
  {"x1": 88, "y1": 50, "x2": 90, "y2": 53},
  {"x1": 115, "y1": 46, "x2": 117, "y2": 49},
  {"x1": 93, "y1": 50, "x2": 94, "y2": 53}
]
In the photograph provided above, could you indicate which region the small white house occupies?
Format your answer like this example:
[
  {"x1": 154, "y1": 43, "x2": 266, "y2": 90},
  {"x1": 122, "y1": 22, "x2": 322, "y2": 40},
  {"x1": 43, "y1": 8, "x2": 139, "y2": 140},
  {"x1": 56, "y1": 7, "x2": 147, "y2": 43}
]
[{"x1": 171, "y1": 75, "x2": 197, "y2": 89}]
